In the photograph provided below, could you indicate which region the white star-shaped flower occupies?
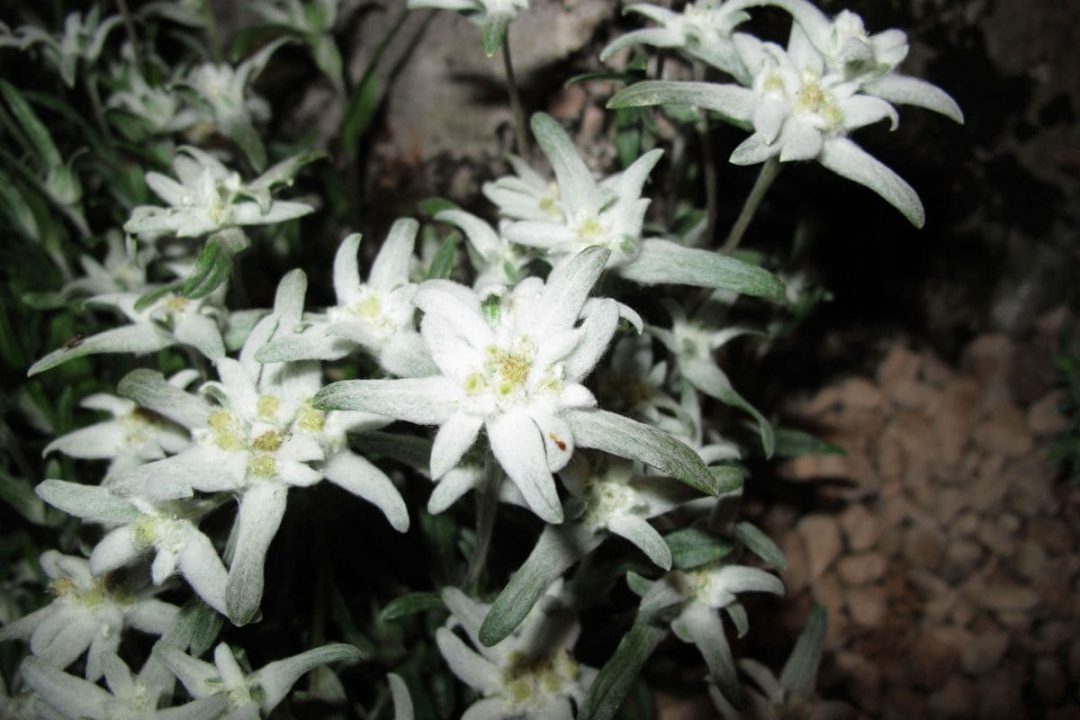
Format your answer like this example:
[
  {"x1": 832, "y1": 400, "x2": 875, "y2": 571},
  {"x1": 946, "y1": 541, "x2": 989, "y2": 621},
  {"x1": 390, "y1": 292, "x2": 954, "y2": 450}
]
[
  {"x1": 0, "y1": 552, "x2": 178, "y2": 681},
  {"x1": 315, "y1": 247, "x2": 621, "y2": 524},
  {"x1": 601, "y1": 1, "x2": 751, "y2": 81},
  {"x1": 436, "y1": 584, "x2": 594, "y2": 720},
  {"x1": 257, "y1": 220, "x2": 436, "y2": 378}
]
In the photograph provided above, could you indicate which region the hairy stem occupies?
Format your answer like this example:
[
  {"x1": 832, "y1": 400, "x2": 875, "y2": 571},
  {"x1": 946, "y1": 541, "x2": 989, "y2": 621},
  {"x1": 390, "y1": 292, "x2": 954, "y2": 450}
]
[
  {"x1": 502, "y1": 34, "x2": 530, "y2": 157},
  {"x1": 700, "y1": 117, "x2": 719, "y2": 247},
  {"x1": 723, "y1": 157, "x2": 781, "y2": 254},
  {"x1": 463, "y1": 452, "x2": 500, "y2": 589}
]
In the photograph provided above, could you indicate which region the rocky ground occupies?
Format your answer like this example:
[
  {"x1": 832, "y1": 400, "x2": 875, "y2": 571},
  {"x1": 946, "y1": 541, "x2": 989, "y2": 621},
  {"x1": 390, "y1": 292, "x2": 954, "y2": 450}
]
[{"x1": 737, "y1": 307, "x2": 1079, "y2": 719}]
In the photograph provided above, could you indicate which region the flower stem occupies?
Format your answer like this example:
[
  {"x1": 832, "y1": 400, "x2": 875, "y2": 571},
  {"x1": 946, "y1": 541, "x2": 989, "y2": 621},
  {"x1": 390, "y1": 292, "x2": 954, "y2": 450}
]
[
  {"x1": 722, "y1": 157, "x2": 781, "y2": 254},
  {"x1": 463, "y1": 452, "x2": 500, "y2": 589},
  {"x1": 501, "y1": 34, "x2": 530, "y2": 157},
  {"x1": 700, "y1": 117, "x2": 719, "y2": 246},
  {"x1": 204, "y1": 0, "x2": 223, "y2": 64},
  {"x1": 115, "y1": 0, "x2": 143, "y2": 73}
]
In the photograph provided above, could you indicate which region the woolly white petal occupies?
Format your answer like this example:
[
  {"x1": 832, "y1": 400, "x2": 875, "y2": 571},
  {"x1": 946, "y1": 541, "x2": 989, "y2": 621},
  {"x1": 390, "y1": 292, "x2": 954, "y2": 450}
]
[
  {"x1": 488, "y1": 408, "x2": 563, "y2": 523},
  {"x1": 323, "y1": 451, "x2": 409, "y2": 532}
]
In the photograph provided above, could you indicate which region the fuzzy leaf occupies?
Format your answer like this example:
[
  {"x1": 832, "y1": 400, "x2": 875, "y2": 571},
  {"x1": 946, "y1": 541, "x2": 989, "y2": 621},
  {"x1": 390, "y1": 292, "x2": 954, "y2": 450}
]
[
  {"x1": 380, "y1": 592, "x2": 445, "y2": 622},
  {"x1": 478, "y1": 524, "x2": 598, "y2": 647},
  {"x1": 665, "y1": 526, "x2": 735, "y2": 570},
  {"x1": 620, "y1": 239, "x2": 786, "y2": 300},
  {"x1": 578, "y1": 620, "x2": 669, "y2": 720},
  {"x1": 564, "y1": 408, "x2": 720, "y2": 497},
  {"x1": 734, "y1": 521, "x2": 785, "y2": 570}
]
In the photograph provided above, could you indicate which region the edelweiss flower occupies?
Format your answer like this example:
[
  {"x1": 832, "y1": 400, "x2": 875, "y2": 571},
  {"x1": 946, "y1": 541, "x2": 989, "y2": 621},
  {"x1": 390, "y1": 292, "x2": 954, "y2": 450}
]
[
  {"x1": 156, "y1": 641, "x2": 361, "y2": 719},
  {"x1": 707, "y1": 605, "x2": 850, "y2": 720},
  {"x1": 436, "y1": 585, "x2": 595, "y2": 719},
  {"x1": 110, "y1": 271, "x2": 406, "y2": 623},
  {"x1": 107, "y1": 66, "x2": 199, "y2": 137},
  {"x1": 649, "y1": 297, "x2": 774, "y2": 456},
  {"x1": 634, "y1": 561, "x2": 783, "y2": 695},
  {"x1": 315, "y1": 247, "x2": 621, "y2": 523},
  {"x1": 59, "y1": 232, "x2": 151, "y2": 300},
  {"x1": 28, "y1": 287, "x2": 226, "y2": 376},
  {"x1": 21, "y1": 653, "x2": 227, "y2": 720},
  {"x1": 503, "y1": 115, "x2": 661, "y2": 270},
  {"x1": 482, "y1": 154, "x2": 562, "y2": 222},
  {"x1": 257, "y1": 220, "x2": 436, "y2": 378},
  {"x1": 35, "y1": 479, "x2": 228, "y2": 615},
  {"x1": 595, "y1": 335, "x2": 678, "y2": 425},
  {"x1": 600, "y1": 1, "x2": 751, "y2": 81},
  {"x1": 504, "y1": 114, "x2": 785, "y2": 299},
  {"x1": 181, "y1": 39, "x2": 287, "y2": 170},
  {"x1": 12, "y1": 7, "x2": 121, "y2": 87},
  {"x1": 43, "y1": 382, "x2": 192, "y2": 476},
  {"x1": 254, "y1": 0, "x2": 345, "y2": 95},
  {"x1": 124, "y1": 147, "x2": 313, "y2": 240},
  {"x1": 407, "y1": 0, "x2": 529, "y2": 56},
  {"x1": 0, "y1": 552, "x2": 178, "y2": 681},
  {"x1": 561, "y1": 455, "x2": 698, "y2": 570}
]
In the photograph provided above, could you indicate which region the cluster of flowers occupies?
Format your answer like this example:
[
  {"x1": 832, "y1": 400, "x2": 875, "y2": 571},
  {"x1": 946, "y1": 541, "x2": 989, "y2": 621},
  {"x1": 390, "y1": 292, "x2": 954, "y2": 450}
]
[{"x1": 0, "y1": 0, "x2": 957, "y2": 718}]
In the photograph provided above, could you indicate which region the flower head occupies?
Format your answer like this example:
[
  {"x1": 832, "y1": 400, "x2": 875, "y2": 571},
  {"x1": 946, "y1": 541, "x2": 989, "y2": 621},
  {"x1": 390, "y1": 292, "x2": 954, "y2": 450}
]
[
  {"x1": 257, "y1": 220, "x2": 436, "y2": 378},
  {"x1": 124, "y1": 147, "x2": 314, "y2": 240},
  {"x1": 601, "y1": 1, "x2": 751, "y2": 81},
  {"x1": 436, "y1": 584, "x2": 594, "y2": 719},
  {"x1": 315, "y1": 246, "x2": 621, "y2": 523},
  {"x1": 0, "y1": 552, "x2": 178, "y2": 681},
  {"x1": 407, "y1": 0, "x2": 529, "y2": 56}
]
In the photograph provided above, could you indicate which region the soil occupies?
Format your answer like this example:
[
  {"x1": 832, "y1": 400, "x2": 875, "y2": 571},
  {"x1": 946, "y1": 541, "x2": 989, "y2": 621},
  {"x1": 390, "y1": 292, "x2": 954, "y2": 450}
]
[{"x1": 738, "y1": 306, "x2": 1080, "y2": 720}]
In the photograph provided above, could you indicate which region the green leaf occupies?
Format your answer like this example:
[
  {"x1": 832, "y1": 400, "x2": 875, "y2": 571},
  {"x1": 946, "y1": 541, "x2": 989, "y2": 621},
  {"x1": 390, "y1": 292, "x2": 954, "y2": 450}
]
[
  {"x1": 734, "y1": 521, "x2": 785, "y2": 570},
  {"x1": 563, "y1": 408, "x2": 720, "y2": 497},
  {"x1": 134, "y1": 283, "x2": 183, "y2": 312},
  {"x1": 0, "y1": 469, "x2": 47, "y2": 525},
  {"x1": 607, "y1": 80, "x2": 754, "y2": 125},
  {"x1": 779, "y1": 604, "x2": 827, "y2": 699},
  {"x1": 772, "y1": 427, "x2": 845, "y2": 458},
  {"x1": 162, "y1": 598, "x2": 226, "y2": 656},
  {"x1": 478, "y1": 524, "x2": 598, "y2": 647},
  {"x1": 341, "y1": 72, "x2": 381, "y2": 159},
  {"x1": 425, "y1": 235, "x2": 457, "y2": 280},
  {"x1": 665, "y1": 526, "x2": 735, "y2": 570},
  {"x1": 480, "y1": 14, "x2": 510, "y2": 57},
  {"x1": 621, "y1": 239, "x2": 786, "y2": 301},
  {"x1": 417, "y1": 196, "x2": 459, "y2": 217},
  {"x1": 340, "y1": 6, "x2": 408, "y2": 158},
  {"x1": 578, "y1": 620, "x2": 669, "y2": 720},
  {"x1": 183, "y1": 238, "x2": 232, "y2": 299},
  {"x1": 564, "y1": 70, "x2": 643, "y2": 88},
  {"x1": 0, "y1": 79, "x2": 62, "y2": 168},
  {"x1": 380, "y1": 592, "x2": 445, "y2": 622},
  {"x1": 708, "y1": 464, "x2": 746, "y2": 495}
]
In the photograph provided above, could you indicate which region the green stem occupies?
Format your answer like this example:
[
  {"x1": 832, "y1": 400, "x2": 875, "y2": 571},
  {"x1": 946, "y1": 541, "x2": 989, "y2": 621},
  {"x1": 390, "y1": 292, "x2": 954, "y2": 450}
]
[
  {"x1": 501, "y1": 34, "x2": 530, "y2": 157},
  {"x1": 700, "y1": 116, "x2": 718, "y2": 246},
  {"x1": 722, "y1": 157, "x2": 781, "y2": 254},
  {"x1": 115, "y1": 0, "x2": 143, "y2": 73},
  {"x1": 463, "y1": 451, "x2": 500, "y2": 589},
  {"x1": 203, "y1": 0, "x2": 223, "y2": 63},
  {"x1": 83, "y1": 75, "x2": 114, "y2": 147}
]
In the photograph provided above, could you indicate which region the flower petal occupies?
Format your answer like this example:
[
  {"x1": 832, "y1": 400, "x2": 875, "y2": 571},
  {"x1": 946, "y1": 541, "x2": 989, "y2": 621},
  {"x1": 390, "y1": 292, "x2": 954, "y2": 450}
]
[
  {"x1": 817, "y1": 136, "x2": 924, "y2": 227},
  {"x1": 434, "y1": 628, "x2": 501, "y2": 695},
  {"x1": 368, "y1": 218, "x2": 419, "y2": 290},
  {"x1": 430, "y1": 412, "x2": 483, "y2": 479},
  {"x1": 324, "y1": 451, "x2": 409, "y2": 532},
  {"x1": 226, "y1": 483, "x2": 289, "y2": 624},
  {"x1": 487, "y1": 408, "x2": 563, "y2": 524}
]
